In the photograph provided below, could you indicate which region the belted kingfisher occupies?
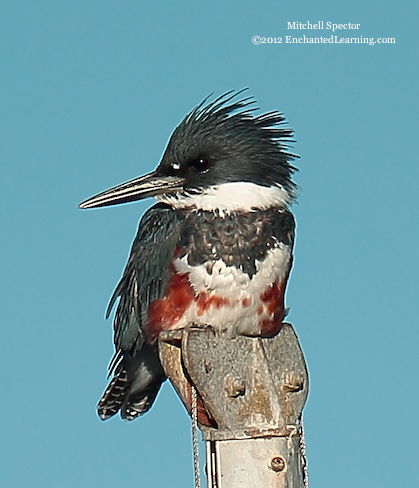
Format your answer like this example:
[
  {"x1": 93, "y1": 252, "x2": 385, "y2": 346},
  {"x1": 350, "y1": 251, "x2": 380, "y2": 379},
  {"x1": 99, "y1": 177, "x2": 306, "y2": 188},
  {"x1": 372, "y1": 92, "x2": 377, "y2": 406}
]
[{"x1": 79, "y1": 90, "x2": 298, "y2": 422}]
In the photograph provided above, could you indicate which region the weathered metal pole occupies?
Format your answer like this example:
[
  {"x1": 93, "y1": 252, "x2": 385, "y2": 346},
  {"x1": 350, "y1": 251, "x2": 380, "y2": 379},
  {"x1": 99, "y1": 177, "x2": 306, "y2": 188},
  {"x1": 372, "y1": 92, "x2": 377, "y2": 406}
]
[{"x1": 159, "y1": 323, "x2": 309, "y2": 488}]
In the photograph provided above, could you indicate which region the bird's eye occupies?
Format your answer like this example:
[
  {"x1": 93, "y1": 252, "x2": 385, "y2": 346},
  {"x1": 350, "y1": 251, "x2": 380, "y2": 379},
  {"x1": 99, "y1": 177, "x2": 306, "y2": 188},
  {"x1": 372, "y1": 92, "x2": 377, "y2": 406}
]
[{"x1": 192, "y1": 157, "x2": 211, "y2": 172}]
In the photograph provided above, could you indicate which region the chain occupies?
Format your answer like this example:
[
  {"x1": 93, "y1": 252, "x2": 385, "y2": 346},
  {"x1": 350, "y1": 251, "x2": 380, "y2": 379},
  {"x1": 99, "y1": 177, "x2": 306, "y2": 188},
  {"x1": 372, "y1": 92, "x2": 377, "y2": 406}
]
[
  {"x1": 300, "y1": 416, "x2": 309, "y2": 488},
  {"x1": 287, "y1": 416, "x2": 309, "y2": 487},
  {"x1": 191, "y1": 385, "x2": 201, "y2": 488}
]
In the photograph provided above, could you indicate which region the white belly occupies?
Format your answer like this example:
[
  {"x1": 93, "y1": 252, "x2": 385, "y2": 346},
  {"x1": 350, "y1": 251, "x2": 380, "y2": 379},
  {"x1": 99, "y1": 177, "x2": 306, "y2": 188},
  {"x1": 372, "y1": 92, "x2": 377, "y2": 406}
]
[{"x1": 171, "y1": 243, "x2": 291, "y2": 336}]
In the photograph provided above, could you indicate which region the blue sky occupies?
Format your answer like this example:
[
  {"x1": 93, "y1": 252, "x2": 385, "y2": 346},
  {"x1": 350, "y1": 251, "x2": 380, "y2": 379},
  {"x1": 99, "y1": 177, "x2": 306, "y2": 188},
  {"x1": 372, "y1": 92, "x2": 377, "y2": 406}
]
[{"x1": 1, "y1": 1, "x2": 417, "y2": 487}]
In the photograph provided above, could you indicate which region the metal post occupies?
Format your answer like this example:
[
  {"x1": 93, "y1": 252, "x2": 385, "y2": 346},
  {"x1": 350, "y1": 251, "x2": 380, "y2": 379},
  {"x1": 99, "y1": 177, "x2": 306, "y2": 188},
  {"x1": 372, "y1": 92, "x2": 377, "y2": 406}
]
[{"x1": 159, "y1": 323, "x2": 309, "y2": 488}]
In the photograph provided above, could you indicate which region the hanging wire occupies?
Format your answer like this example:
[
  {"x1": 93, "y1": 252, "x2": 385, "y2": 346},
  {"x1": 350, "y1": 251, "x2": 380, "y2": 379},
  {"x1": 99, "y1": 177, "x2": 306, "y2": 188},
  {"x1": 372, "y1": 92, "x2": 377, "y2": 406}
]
[
  {"x1": 191, "y1": 385, "x2": 202, "y2": 488},
  {"x1": 287, "y1": 416, "x2": 309, "y2": 487},
  {"x1": 300, "y1": 416, "x2": 309, "y2": 488}
]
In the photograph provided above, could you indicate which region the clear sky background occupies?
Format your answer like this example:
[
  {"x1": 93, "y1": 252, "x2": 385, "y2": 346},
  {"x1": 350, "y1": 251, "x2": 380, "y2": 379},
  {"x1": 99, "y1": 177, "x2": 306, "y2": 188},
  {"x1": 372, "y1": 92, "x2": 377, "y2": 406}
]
[{"x1": 1, "y1": 1, "x2": 417, "y2": 487}]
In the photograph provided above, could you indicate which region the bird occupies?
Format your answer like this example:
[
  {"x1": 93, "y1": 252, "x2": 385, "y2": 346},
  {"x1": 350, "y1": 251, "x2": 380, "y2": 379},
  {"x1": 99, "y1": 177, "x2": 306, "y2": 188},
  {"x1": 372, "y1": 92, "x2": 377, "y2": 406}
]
[{"x1": 79, "y1": 90, "x2": 298, "y2": 422}]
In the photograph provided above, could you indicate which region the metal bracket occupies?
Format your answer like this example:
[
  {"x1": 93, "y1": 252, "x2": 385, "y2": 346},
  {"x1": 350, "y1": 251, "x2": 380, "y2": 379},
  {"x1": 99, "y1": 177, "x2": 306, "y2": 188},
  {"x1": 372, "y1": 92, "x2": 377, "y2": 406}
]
[{"x1": 159, "y1": 323, "x2": 309, "y2": 487}]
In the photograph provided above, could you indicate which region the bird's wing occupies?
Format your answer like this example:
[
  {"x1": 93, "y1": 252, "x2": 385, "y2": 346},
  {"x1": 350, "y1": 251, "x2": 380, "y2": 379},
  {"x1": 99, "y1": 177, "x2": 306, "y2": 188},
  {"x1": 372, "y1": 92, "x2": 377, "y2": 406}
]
[
  {"x1": 271, "y1": 208, "x2": 295, "y2": 249},
  {"x1": 106, "y1": 203, "x2": 185, "y2": 359}
]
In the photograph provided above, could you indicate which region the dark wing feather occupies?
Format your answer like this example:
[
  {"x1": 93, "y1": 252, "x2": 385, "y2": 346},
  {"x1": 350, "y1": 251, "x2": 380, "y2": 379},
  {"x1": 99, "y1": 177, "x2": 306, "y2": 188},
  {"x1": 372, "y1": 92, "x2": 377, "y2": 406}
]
[
  {"x1": 271, "y1": 208, "x2": 295, "y2": 249},
  {"x1": 108, "y1": 203, "x2": 185, "y2": 357}
]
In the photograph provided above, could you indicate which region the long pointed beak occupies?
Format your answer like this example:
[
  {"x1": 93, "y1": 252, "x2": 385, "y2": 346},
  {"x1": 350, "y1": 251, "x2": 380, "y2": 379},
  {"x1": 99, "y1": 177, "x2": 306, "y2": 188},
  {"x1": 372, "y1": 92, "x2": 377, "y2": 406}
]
[{"x1": 78, "y1": 171, "x2": 185, "y2": 209}]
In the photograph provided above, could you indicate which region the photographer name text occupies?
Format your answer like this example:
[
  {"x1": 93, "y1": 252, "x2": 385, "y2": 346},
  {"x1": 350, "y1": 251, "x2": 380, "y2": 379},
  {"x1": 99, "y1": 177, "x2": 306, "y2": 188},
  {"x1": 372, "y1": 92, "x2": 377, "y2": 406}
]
[{"x1": 288, "y1": 21, "x2": 360, "y2": 32}]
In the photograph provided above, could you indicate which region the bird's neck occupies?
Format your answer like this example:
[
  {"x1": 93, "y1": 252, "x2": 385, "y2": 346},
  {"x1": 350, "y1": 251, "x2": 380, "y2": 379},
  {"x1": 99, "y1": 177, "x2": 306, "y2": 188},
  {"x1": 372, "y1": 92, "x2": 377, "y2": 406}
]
[{"x1": 155, "y1": 181, "x2": 291, "y2": 215}]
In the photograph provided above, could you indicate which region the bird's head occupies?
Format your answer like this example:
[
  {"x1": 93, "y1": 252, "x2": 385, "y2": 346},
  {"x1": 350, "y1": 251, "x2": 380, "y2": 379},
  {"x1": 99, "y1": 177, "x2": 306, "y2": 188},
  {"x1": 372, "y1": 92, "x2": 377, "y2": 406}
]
[{"x1": 79, "y1": 90, "x2": 298, "y2": 212}]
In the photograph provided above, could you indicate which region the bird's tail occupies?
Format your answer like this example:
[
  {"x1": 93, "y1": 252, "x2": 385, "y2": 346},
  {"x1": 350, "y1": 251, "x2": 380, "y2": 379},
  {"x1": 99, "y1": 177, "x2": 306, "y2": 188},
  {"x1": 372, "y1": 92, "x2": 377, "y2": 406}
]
[
  {"x1": 97, "y1": 345, "x2": 166, "y2": 421},
  {"x1": 97, "y1": 365, "x2": 128, "y2": 420}
]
